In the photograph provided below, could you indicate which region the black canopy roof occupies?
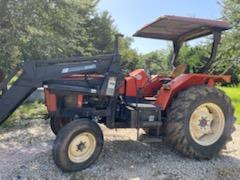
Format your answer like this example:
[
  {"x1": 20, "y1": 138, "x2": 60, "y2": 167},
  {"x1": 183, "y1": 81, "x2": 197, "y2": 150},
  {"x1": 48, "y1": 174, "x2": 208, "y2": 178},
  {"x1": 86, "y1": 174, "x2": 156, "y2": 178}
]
[{"x1": 134, "y1": 15, "x2": 231, "y2": 42}]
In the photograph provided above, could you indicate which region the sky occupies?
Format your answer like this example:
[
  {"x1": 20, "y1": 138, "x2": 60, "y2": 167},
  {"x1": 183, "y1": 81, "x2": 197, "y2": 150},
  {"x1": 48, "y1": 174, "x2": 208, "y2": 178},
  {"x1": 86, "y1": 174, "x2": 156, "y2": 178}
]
[{"x1": 97, "y1": 0, "x2": 223, "y2": 54}]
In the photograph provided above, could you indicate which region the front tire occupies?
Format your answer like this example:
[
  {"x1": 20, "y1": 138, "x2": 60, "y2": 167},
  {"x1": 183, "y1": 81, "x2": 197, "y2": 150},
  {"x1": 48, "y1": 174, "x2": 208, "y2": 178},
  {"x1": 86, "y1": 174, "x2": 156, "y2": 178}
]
[
  {"x1": 165, "y1": 86, "x2": 235, "y2": 159},
  {"x1": 53, "y1": 119, "x2": 103, "y2": 172}
]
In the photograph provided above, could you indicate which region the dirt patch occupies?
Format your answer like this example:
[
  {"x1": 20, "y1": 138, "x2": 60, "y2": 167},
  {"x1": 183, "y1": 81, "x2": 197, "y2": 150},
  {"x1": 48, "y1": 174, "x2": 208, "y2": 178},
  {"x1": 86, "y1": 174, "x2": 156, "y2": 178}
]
[{"x1": 0, "y1": 119, "x2": 240, "y2": 180}]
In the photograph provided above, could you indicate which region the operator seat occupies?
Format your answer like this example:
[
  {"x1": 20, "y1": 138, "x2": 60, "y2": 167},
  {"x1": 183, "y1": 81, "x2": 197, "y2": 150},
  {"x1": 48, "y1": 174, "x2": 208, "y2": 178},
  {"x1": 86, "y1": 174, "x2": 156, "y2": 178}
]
[
  {"x1": 171, "y1": 64, "x2": 189, "y2": 78},
  {"x1": 159, "y1": 64, "x2": 189, "y2": 85}
]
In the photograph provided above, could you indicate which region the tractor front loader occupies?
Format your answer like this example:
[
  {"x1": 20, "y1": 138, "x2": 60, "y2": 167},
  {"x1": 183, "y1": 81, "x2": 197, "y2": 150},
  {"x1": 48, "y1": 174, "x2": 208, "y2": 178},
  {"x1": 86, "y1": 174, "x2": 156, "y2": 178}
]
[{"x1": 0, "y1": 16, "x2": 236, "y2": 172}]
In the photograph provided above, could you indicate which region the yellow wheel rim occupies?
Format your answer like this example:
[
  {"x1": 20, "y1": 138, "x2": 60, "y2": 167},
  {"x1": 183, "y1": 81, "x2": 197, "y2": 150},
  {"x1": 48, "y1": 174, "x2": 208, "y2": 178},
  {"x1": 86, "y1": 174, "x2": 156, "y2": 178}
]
[
  {"x1": 189, "y1": 103, "x2": 225, "y2": 146},
  {"x1": 68, "y1": 132, "x2": 96, "y2": 163}
]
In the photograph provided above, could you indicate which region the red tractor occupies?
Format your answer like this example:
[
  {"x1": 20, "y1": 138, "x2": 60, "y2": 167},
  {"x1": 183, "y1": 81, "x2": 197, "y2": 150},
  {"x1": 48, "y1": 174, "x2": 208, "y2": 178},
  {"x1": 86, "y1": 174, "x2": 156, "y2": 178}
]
[{"x1": 0, "y1": 16, "x2": 235, "y2": 172}]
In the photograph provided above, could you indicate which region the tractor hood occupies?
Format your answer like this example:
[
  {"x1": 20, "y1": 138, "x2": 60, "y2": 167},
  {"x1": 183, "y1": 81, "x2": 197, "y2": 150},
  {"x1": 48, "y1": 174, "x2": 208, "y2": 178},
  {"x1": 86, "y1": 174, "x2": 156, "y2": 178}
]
[{"x1": 133, "y1": 15, "x2": 231, "y2": 42}]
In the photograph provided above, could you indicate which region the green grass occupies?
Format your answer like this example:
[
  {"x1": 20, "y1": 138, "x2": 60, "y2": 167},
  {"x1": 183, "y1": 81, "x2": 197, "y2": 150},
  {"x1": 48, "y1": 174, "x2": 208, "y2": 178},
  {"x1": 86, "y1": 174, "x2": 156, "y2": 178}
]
[
  {"x1": 12, "y1": 101, "x2": 46, "y2": 119},
  {"x1": 220, "y1": 86, "x2": 240, "y2": 124},
  {"x1": 2, "y1": 101, "x2": 47, "y2": 128}
]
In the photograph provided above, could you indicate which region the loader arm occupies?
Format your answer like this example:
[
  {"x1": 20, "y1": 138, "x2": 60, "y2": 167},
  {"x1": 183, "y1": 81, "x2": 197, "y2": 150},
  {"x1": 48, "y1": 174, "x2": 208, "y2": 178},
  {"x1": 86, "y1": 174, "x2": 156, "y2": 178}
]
[{"x1": 0, "y1": 54, "x2": 120, "y2": 125}]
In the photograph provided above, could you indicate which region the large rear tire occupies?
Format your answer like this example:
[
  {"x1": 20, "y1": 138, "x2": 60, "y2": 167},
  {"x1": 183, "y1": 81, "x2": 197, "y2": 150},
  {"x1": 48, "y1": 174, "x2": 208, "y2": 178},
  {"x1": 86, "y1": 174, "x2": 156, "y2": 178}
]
[
  {"x1": 53, "y1": 119, "x2": 103, "y2": 172},
  {"x1": 165, "y1": 86, "x2": 235, "y2": 159}
]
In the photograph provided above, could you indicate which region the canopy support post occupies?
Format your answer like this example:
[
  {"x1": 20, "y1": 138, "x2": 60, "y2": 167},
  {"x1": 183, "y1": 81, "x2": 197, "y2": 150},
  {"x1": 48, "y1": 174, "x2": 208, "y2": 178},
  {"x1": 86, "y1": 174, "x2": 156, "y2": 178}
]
[
  {"x1": 170, "y1": 40, "x2": 182, "y2": 69},
  {"x1": 198, "y1": 31, "x2": 221, "y2": 73}
]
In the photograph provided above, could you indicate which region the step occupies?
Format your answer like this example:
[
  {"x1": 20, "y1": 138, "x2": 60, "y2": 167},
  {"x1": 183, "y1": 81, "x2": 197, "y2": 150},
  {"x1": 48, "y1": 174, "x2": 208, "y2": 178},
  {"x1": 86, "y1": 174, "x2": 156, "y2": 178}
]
[
  {"x1": 141, "y1": 121, "x2": 162, "y2": 128},
  {"x1": 138, "y1": 134, "x2": 163, "y2": 143}
]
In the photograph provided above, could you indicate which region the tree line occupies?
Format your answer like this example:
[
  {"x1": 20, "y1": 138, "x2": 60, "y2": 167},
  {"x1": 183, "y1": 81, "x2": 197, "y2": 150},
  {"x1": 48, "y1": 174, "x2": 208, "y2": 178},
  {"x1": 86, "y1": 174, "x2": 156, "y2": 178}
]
[{"x1": 0, "y1": 0, "x2": 239, "y2": 84}]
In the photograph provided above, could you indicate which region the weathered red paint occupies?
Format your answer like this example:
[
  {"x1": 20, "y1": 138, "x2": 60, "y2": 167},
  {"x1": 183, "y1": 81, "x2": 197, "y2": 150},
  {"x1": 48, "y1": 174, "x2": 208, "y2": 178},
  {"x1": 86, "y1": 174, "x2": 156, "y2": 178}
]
[
  {"x1": 124, "y1": 77, "x2": 137, "y2": 96},
  {"x1": 120, "y1": 69, "x2": 150, "y2": 97},
  {"x1": 77, "y1": 95, "x2": 83, "y2": 108},
  {"x1": 45, "y1": 67, "x2": 231, "y2": 114},
  {"x1": 155, "y1": 74, "x2": 231, "y2": 110},
  {"x1": 207, "y1": 78, "x2": 215, "y2": 86},
  {"x1": 44, "y1": 88, "x2": 57, "y2": 112},
  {"x1": 142, "y1": 76, "x2": 171, "y2": 97}
]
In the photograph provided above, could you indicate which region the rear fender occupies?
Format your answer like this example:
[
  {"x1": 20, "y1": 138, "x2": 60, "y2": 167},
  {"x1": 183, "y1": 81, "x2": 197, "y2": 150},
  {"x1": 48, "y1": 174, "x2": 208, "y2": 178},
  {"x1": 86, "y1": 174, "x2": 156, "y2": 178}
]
[{"x1": 155, "y1": 74, "x2": 231, "y2": 110}]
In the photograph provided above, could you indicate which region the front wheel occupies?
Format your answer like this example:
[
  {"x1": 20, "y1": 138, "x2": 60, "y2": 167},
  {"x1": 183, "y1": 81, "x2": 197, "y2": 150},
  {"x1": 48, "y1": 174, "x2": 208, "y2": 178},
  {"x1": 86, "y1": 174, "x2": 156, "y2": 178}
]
[
  {"x1": 53, "y1": 119, "x2": 103, "y2": 172},
  {"x1": 165, "y1": 86, "x2": 235, "y2": 159}
]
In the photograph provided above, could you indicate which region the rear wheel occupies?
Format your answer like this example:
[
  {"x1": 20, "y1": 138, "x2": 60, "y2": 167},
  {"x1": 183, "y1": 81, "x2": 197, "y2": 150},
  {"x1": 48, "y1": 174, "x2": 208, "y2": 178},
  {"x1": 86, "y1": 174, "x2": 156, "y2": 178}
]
[
  {"x1": 165, "y1": 86, "x2": 235, "y2": 159},
  {"x1": 53, "y1": 119, "x2": 103, "y2": 172}
]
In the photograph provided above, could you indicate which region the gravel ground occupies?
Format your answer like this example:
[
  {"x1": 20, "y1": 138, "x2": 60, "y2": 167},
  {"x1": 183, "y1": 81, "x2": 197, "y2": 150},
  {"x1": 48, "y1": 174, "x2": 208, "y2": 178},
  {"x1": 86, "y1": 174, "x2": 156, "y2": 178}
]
[{"x1": 0, "y1": 119, "x2": 240, "y2": 180}]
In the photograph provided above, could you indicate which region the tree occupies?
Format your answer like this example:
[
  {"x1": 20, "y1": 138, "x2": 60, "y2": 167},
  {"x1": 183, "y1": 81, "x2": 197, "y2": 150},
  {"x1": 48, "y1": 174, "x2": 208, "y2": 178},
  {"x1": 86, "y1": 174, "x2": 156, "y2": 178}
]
[
  {"x1": 140, "y1": 49, "x2": 171, "y2": 75},
  {"x1": 89, "y1": 11, "x2": 117, "y2": 55},
  {"x1": 211, "y1": 0, "x2": 240, "y2": 84},
  {"x1": 0, "y1": 0, "x2": 120, "y2": 73},
  {"x1": 178, "y1": 43, "x2": 211, "y2": 72},
  {"x1": 118, "y1": 37, "x2": 141, "y2": 74}
]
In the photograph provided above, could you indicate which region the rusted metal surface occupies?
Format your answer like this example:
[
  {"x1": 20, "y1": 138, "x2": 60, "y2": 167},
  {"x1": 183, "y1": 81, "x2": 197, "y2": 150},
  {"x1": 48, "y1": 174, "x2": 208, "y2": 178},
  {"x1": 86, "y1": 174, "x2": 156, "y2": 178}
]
[
  {"x1": 44, "y1": 88, "x2": 57, "y2": 112},
  {"x1": 134, "y1": 15, "x2": 231, "y2": 41}
]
